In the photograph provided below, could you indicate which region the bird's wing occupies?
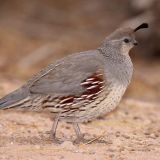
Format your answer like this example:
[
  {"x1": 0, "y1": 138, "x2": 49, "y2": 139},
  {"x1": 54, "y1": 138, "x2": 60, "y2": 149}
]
[{"x1": 29, "y1": 50, "x2": 106, "y2": 97}]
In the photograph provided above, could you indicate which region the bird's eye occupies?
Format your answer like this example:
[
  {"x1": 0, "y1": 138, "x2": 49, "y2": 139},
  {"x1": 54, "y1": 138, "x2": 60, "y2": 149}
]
[{"x1": 124, "y1": 38, "x2": 129, "y2": 43}]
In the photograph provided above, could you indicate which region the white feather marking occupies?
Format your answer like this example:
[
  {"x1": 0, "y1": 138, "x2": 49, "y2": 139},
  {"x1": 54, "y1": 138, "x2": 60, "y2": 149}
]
[
  {"x1": 75, "y1": 97, "x2": 84, "y2": 100},
  {"x1": 95, "y1": 90, "x2": 103, "y2": 95},
  {"x1": 65, "y1": 102, "x2": 74, "y2": 106},
  {"x1": 81, "y1": 81, "x2": 92, "y2": 85},
  {"x1": 86, "y1": 78, "x2": 95, "y2": 81},
  {"x1": 96, "y1": 73, "x2": 103, "y2": 77},
  {"x1": 59, "y1": 97, "x2": 74, "y2": 104},
  {"x1": 86, "y1": 94, "x2": 95, "y2": 99},
  {"x1": 92, "y1": 81, "x2": 99, "y2": 84},
  {"x1": 87, "y1": 85, "x2": 98, "y2": 90},
  {"x1": 59, "y1": 103, "x2": 68, "y2": 107},
  {"x1": 100, "y1": 86, "x2": 104, "y2": 89},
  {"x1": 81, "y1": 94, "x2": 88, "y2": 98}
]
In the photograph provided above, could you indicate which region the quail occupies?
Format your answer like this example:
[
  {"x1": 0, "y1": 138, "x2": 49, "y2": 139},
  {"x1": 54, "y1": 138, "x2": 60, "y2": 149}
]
[{"x1": 0, "y1": 23, "x2": 148, "y2": 144}]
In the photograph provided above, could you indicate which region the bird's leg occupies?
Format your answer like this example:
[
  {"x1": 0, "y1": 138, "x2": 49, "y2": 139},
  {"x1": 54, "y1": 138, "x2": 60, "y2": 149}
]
[
  {"x1": 51, "y1": 114, "x2": 63, "y2": 144},
  {"x1": 73, "y1": 123, "x2": 87, "y2": 144}
]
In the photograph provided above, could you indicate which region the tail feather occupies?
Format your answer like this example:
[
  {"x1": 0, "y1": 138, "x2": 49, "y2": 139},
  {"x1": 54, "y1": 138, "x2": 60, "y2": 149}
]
[{"x1": 0, "y1": 86, "x2": 29, "y2": 109}]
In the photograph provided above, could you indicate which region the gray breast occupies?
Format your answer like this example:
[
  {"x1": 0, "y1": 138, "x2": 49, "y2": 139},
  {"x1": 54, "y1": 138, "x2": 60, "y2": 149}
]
[{"x1": 104, "y1": 55, "x2": 133, "y2": 87}]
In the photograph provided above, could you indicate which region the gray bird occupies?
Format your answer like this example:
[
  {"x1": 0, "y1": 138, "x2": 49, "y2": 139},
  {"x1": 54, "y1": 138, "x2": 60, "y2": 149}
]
[{"x1": 0, "y1": 23, "x2": 148, "y2": 144}]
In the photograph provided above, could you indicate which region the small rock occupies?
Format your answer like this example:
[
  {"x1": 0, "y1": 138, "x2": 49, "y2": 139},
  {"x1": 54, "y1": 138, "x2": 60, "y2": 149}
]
[
  {"x1": 61, "y1": 141, "x2": 76, "y2": 150},
  {"x1": 122, "y1": 135, "x2": 130, "y2": 139},
  {"x1": 10, "y1": 141, "x2": 14, "y2": 145},
  {"x1": 144, "y1": 131, "x2": 150, "y2": 135},
  {"x1": 149, "y1": 133, "x2": 157, "y2": 139},
  {"x1": 35, "y1": 145, "x2": 41, "y2": 149}
]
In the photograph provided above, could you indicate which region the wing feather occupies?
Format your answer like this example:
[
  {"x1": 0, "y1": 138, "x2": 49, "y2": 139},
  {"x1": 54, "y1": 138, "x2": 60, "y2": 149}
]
[{"x1": 29, "y1": 50, "x2": 105, "y2": 97}]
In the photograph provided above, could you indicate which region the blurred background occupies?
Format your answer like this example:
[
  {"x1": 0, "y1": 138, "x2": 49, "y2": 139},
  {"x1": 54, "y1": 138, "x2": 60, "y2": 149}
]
[{"x1": 0, "y1": 0, "x2": 159, "y2": 104}]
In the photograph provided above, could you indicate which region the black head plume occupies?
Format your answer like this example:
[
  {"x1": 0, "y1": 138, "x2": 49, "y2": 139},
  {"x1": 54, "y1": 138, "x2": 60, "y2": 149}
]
[{"x1": 134, "y1": 23, "x2": 149, "y2": 32}]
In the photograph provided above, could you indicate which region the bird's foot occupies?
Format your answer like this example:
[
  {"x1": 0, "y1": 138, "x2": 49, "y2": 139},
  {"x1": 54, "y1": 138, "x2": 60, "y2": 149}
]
[
  {"x1": 51, "y1": 134, "x2": 63, "y2": 144},
  {"x1": 52, "y1": 137, "x2": 63, "y2": 144},
  {"x1": 73, "y1": 134, "x2": 88, "y2": 144}
]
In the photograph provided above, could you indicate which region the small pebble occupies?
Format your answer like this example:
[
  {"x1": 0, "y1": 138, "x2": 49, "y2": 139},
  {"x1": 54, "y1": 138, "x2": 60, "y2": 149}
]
[
  {"x1": 61, "y1": 141, "x2": 76, "y2": 150},
  {"x1": 34, "y1": 145, "x2": 41, "y2": 149},
  {"x1": 10, "y1": 141, "x2": 14, "y2": 145},
  {"x1": 122, "y1": 135, "x2": 130, "y2": 139}
]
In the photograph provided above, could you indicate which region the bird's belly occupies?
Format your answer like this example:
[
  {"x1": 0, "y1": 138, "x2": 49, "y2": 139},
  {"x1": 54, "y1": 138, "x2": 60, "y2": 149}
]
[
  {"x1": 72, "y1": 84, "x2": 127, "y2": 122},
  {"x1": 46, "y1": 83, "x2": 127, "y2": 123}
]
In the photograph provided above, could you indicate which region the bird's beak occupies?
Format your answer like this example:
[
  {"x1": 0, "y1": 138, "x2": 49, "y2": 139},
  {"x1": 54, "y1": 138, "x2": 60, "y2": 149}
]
[{"x1": 133, "y1": 40, "x2": 138, "y2": 46}]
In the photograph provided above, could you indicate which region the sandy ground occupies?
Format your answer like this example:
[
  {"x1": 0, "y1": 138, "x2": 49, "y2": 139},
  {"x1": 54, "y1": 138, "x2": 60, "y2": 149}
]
[{"x1": 0, "y1": 98, "x2": 159, "y2": 160}]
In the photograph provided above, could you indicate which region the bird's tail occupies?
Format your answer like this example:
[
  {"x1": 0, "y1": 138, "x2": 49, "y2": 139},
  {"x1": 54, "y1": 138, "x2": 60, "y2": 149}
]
[{"x1": 0, "y1": 86, "x2": 29, "y2": 109}]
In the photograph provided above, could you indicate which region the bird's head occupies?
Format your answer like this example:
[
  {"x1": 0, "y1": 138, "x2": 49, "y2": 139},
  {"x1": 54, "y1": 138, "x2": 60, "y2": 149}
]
[{"x1": 102, "y1": 23, "x2": 149, "y2": 55}]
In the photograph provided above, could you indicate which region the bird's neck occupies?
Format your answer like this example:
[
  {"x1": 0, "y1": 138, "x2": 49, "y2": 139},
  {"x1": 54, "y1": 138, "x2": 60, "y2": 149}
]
[
  {"x1": 98, "y1": 45, "x2": 133, "y2": 85},
  {"x1": 97, "y1": 46, "x2": 127, "y2": 63}
]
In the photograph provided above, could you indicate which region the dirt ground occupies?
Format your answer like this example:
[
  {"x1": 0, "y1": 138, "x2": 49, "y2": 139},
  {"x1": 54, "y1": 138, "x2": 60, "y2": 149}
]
[{"x1": 0, "y1": 101, "x2": 159, "y2": 160}]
